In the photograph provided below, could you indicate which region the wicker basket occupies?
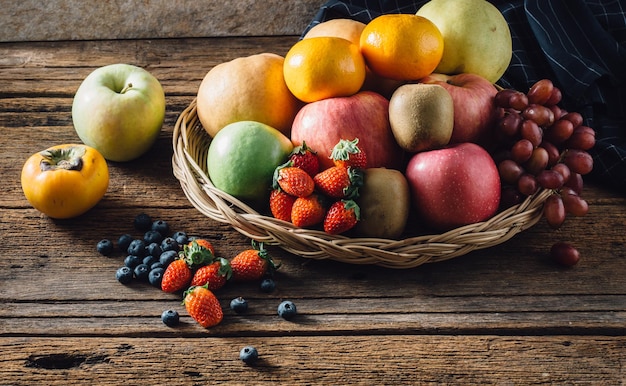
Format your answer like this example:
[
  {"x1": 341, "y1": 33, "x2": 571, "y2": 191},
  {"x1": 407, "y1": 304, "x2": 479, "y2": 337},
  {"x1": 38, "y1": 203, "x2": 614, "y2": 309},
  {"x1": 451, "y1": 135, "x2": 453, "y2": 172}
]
[{"x1": 172, "y1": 98, "x2": 552, "y2": 269}]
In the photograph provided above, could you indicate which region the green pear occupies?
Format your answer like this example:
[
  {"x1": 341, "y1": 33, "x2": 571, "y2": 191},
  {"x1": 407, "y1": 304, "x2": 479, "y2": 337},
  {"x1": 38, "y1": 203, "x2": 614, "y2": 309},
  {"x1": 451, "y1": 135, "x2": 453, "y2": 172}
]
[
  {"x1": 388, "y1": 83, "x2": 454, "y2": 153},
  {"x1": 416, "y1": 0, "x2": 512, "y2": 83}
]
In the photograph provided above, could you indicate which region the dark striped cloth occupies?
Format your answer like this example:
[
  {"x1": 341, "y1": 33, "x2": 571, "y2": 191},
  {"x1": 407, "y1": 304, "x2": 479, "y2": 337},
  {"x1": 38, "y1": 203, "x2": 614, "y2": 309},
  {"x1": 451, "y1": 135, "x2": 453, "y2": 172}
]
[{"x1": 303, "y1": 0, "x2": 626, "y2": 194}]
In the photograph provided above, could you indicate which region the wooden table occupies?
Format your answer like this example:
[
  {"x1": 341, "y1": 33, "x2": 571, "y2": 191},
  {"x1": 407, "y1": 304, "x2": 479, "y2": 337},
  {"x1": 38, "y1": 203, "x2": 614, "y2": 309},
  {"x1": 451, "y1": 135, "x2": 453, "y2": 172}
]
[{"x1": 1, "y1": 36, "x2": 625, "y2": 385}]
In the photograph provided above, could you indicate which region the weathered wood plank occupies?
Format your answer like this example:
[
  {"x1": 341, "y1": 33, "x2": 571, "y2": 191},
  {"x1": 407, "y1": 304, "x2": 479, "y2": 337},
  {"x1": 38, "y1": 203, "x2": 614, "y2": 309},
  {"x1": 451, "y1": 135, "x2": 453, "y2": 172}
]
[{"x1": 0, "y1": 336, "x2": 623, "y2": 384}]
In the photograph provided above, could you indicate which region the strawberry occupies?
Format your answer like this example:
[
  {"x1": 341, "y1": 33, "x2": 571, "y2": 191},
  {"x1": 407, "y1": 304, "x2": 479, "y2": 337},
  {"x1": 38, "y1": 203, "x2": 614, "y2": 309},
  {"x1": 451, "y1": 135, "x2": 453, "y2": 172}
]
[
  {"x1": 161, "y1": 258, "x2": 192, "y2": 293},
  {"x1": 188, "y1": 238, "x2": 215, "y2": 255},
  {"x1": 313, "y1": 166, "x2": 363, "y2": 199},
  {"x1": 289, "y1": 141, "x2": 319, "y2": 176},
  {"x1": 269, "y1": 188, "x2": 296, "y2": 222},
  {"x1": 273, "y1": 164, "x2": 315, "y2": 197},
  {"x1": 330, "y1": 138, "x2": 367, "y2": 169},
  {"x1": 291, "y1": 193, "x2": 327, "y2": 228},
  {"x1": 190, "y1": 257, "x2": 232, "y2": 291},
  {"x1": 230, "y1": 242, "x2": 279, "y2": 281},
  {"x1": 183, "y1": 285, "x2": 223, "y2": 328},
  {"x1": 324, "y1": 199, "x2": 360, "y2": 235}
]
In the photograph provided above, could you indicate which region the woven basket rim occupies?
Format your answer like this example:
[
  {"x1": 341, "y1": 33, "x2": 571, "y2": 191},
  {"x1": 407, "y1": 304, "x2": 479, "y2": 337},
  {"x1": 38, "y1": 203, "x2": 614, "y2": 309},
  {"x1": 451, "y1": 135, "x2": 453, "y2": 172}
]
[{"x1": 172, "y1": 98, "x2": 549, "y2": 268}]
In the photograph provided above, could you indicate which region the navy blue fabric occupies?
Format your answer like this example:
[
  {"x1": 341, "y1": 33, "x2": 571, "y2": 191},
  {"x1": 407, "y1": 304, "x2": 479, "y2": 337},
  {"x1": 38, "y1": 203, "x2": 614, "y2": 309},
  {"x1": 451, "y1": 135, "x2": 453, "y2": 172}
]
[{"x1": 304, "y1": 0, "x2": 626, "y2": 194}]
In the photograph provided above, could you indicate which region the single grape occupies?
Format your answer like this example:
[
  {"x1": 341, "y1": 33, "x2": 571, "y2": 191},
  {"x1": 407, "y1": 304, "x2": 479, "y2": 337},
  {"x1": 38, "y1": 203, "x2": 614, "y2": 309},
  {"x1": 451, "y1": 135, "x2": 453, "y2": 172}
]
[
  {"x1": 563, "y1": 149, "x2": 593, "y2": 175},
  {"x1": 560, "y1": 187, "x2": 589, "y2": 216},
  {"x1": 518, "y1": 173, "x2": 538, "y2": 196},
  {"x1": 520, "y1": 119, "x2": 543, "y2": 147},
  {"x1": 523, "y1": 104, "x2": 555, "y2": 127},
  {"x1": 511, "y1": 139, "x2": 534, "y2": 164},
  {"x1": 509, "y1": 91, "x2": 529, "y2": 111},
  {"x1": 524, "y1": 147, "x2": 549, "y2": 175},
  {"x1": 540, "y1": 140, "x2": 561, "y2": 167},
  {"x1": 550, "y1": 241, "x2": 580, "y2": 267},
  {"x1": 551, "y1": 163, "x2": 571, "y2": 183},
  {"x1": 543, "y1": 194, "x2": 566, "y2": 229},
  {"x1": 545, "y1": 86, "x2": 562, "y2": 106},
  {"x1": 527, "y1": 79, "x2": 554, "y2": 105},
  {"x1": 498, "y1": 110, "x2": 522, "y2": 137},
  {"x1": 564, "y1": 173, "x2": 584, "y2": 195},
  {"x1": 548, "y1": 105, "x2": 564, "y2": 121},
  {"x1": 498, "y1": 159, "x2": 524, "y2": 185},
  {"x1": 494, "y1": 89, "x2": 518, "y2": 108},
  {"x1": 564, "y1": 126, "x2": 596, "y2": 150},
  {"x1": 545, "y1": 119, "x2": 574, "y2": 144},
  {"x1": 500, "y1": 186, "x2": 524, "y2": 209},
  {"x1": 561, "y1": 111, "x2": 583, "y2": 128},
  {"x1": 536, "y1": 169, "x2": 565, "y2": 190}
]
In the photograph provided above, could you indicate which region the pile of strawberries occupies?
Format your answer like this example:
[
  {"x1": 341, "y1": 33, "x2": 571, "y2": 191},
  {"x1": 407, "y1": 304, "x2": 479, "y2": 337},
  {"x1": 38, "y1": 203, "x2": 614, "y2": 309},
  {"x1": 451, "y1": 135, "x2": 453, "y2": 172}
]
[
  {"x1": 269, "y1": 138, "x2": 366, "y2": 235},
  {"x1": 162, "y1": 239, "x2": 278, "y2": 328}
]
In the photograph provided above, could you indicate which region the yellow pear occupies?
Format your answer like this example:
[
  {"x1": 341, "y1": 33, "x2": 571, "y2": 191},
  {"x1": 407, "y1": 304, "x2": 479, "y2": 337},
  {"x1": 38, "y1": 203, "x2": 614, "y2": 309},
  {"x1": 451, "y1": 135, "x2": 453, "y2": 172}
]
[
  {"x1": 388, "y1": 83, "x2": 454, "y2": 153},
  {"x1": 416, "y1": 0, "x2": 512, "y2": 83}
]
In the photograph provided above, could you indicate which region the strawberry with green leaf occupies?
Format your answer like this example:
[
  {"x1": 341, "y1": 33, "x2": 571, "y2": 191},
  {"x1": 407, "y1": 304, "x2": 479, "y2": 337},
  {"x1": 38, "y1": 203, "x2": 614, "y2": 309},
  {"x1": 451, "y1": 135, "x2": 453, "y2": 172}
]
[
  {"x1": 190, "y1": 257, "x2": 232, "y2": 291},
  {"x1": 183, "y1": 284, "x2": 223, "y2": 328},
  {"x1": 289, "y1": 141, "x2": 319, "y2": 177},
  {"x1": 330, "y1": 138, "x2": 367, "y2": 169},
  {"x1": 324, "y1": 199, "x2": 360, "y2": 235},
  {"x1": 314, "y1": 165, "x2": 363, "y2": 199},
  {"x1": 273, "y1": 164, "x2": 315, "y2": 198},
  {"x1": 230, "y1": 242, "x2": 279, "y2": 281}
]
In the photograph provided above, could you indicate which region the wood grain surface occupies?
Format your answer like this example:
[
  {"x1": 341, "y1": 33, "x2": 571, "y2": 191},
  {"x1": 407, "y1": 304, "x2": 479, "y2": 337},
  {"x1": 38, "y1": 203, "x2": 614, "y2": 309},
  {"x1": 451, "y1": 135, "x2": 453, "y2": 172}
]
[{"x1": 1, "y1": 36, "x2": 625, "y2": 385}]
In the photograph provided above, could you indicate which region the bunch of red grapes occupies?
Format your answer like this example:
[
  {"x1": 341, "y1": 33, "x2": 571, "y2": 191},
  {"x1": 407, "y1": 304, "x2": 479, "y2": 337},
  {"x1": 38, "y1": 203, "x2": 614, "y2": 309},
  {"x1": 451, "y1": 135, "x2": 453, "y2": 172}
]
[{"x1": 492, "y1": 79, "x2": 595, "y2": 266}]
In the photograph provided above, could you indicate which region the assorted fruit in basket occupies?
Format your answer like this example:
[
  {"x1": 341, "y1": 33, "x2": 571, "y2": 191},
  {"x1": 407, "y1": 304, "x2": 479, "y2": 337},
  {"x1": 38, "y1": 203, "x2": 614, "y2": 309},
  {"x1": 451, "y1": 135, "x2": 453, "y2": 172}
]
[{"x1": 193, "y1": 0, "x2": 594, "y2": 248}]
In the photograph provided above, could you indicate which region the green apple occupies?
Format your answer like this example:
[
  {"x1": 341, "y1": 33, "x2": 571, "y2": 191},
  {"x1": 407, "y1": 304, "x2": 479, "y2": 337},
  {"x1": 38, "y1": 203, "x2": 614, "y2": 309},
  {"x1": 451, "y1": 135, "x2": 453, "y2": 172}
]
[
  {"x1": 416, "y1": 0, "x2": 512, "y2": 83},
  {"x1": 72, "y1": 63, "x2": 166, "y2": 162}
]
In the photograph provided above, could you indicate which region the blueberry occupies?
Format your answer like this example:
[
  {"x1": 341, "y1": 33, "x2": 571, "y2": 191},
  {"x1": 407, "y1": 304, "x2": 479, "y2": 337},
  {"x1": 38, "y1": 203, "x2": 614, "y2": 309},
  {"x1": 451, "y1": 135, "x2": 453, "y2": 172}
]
[
  {"x1": 150, "y1": 262, "x2": 164, "y2": 271},
  {"x1": 127, "y1": 239, "x2": 146, "y2": 257},
  {"x1": 160, "y1": 237, "x2": 179, "y2": 253},
  {"x1": 239, "y1": 346, "x2": 259, "y2": 365},
  {"x1": 96, "y1": 239, "x2": 114, "y2": 256},
  {"x1": 161, "y1": 309, "x2": 180, "y2": 327},
  {"x1": 142, "y1": 255, "x2": 158, "y2": 267},
  {"x1": 230, "y1": 297, "x2": 249, "y2": 314},
  {"x1": 116, "y1": 266, "x2": 133, "y2": 284},
  {"x1": 133, "y1": 263, "x2": 150, "y2": 281},
  {"x1": 159, "y1": 250, "x2": 178, "y2": 267},
  {"x1": 143, "y1": 230, "x2": 163, "y2": 245},
  {"x1": 151, "y1": 220, "x2": 170, "y2": 237},
  {"x1": 277, "y1": 300, "x2": 297, "y2": 320},
  {"x1": 260, "y1": 278, "x2": 276, "y2": 293},
  {"x1": 148, "y1": 267, "x2": 165, "y2": 287},
  {"x1": 124, "y1": 255, "x2": 142, "y2": 269},
  {"x1": 172, "y1": 231, "x2": 188, "y2": 246},
  {"x1": 146, "y1": 242, "x2": 162, "y2": 258},
  {"x1": 134, "y1": 213, "x2": 152, "y2": 231},
  {"x1": 117, "y1": 234, "x2": 133, "y2": 252}
]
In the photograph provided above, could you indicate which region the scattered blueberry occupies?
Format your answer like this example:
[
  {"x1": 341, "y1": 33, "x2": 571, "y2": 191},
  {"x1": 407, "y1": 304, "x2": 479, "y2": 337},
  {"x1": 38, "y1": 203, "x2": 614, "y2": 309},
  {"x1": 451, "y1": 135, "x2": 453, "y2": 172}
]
[
  {"x1": 143, "y1": 230, "x2": 163, "y2": 245},
  {"x1": 134, "y1": 213, "x2": 152, "y2": 231},
  {"x1": 230, "y1": 297, "x2": 249, "y2": 314},
  {"x1": 116, "y1": 266, "x2": 133, "y2": 284},
  {"x1": 96, "y1": 239, "x2": 114, "y2": 256},
  {"x1": 151, "y1": 220, "x2": 170, "y2": 237},
  {"x1": 127, "y1": 239, "x2": 146, "y2": 257},
  {"x1": 239, "y1": 346, "x2": 259, "y2": 365},
  {"x1": 160, "y1": 237, "x2": 179, "y2": 253},
  {"x1": 124, "y1": 255, "x2": 143, "y2": 269},
  {"x1": 172, "y1": 231, "x2": 188, "y2": 246},
  {"x1": 260, "y1": 278, "x2": 276, "y2": 293},
  {"x1": 133, "y1": 263, "x2": 150, "y2": 281},
  {"x1": 161, "y1": 309, "x2": 180, "y2": 327},
  {"x1": 159, "y1": 250, "x2": 178, "y2": 267},
  {"x1": 117, "y1": 233, "x2": 133, "y2": 252},
  {"x1": 142, "y1": 255, "x2": 158, "y2": 267},
  {"x1": 148, "y1": 267, "x2": 165, "y2": 287},
  {"x1": 277, "y1": 300, "x2": 297, "y2": 320},
  {"x1": 146, "y1": 242, "x2": 162, "y2": 258}
]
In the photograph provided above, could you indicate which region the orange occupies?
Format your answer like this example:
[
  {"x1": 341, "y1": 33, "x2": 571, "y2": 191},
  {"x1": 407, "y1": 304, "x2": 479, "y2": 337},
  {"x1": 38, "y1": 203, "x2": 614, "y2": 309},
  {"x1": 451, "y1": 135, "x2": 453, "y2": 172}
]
[
  {"x1": 283, "y1": 37, "x2": 366, "y2": 103},
  {"x1": 360, "y1": 14, "x2": 444, "y2": 81},
  {"x1": 196, "y1": 53, "x2": 301, "y2": 138}
]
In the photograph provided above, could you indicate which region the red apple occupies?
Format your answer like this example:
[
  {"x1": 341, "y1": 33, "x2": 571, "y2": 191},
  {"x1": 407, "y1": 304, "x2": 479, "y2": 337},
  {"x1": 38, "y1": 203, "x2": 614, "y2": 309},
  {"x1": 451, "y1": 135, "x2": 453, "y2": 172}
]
[
  {"x1": 290, "y1": 91, "x2": 404, "y2": 170},
  {"x1": 420, "y1": 73, "x2": 498, "y2": 145},
  {"x1": 405, "y1": 142, "x2": 501, "y2": 231}
]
